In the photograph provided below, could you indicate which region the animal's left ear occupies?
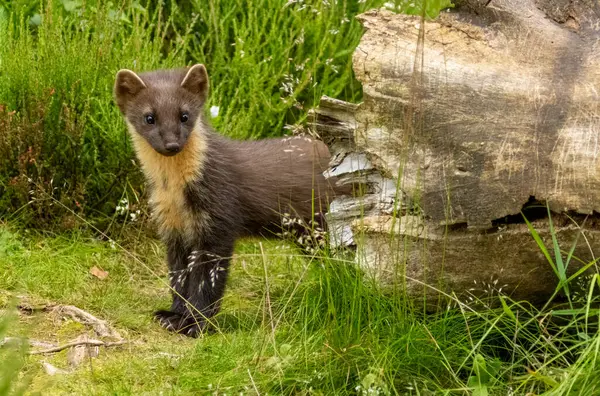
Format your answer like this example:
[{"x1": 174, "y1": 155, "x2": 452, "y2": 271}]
[{"x1": 181, "y1": 64, "x2": 209, "y2": 103}]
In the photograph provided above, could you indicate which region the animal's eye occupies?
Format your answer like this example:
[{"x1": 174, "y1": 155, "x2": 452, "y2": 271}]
[
  {"x1": 145, "y1": 114, "x2": 155, "y2": 125},
  {"x1": 180, "y1": 112, "x2": 189, "y2": 123}
]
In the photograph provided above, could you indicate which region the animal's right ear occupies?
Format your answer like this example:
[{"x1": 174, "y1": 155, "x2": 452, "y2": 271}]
[
  {"x1": 114, "y1": 69, "x2": 147, "y2": 114},
  {"x1": 181, "y1": 64, "x2": 209, "y2": 104}
]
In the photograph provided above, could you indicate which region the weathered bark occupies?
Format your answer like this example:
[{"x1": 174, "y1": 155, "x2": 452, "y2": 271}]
[{"x1": 312, "y1": 1, "x2": 600, "y2": 304}]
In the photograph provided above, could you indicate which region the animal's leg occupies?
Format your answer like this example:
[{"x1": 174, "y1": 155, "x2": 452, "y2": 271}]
[{"x1": 155, "y1": 236, "x2": 234, "y2": 337}]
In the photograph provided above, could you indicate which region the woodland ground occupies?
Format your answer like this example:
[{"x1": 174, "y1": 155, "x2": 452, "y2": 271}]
[{"x1": 1, "y1": 0, "x2": 599, "y2": 395}]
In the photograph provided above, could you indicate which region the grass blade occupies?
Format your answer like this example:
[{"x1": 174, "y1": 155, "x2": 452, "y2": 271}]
[{"x1": 523, "y1": 212, "x2": 558, "y2": 277}]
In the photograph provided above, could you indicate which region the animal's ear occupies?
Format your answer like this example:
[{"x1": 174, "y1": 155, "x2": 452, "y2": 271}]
[
  {"x1": 114, "y1": 69, "x2": 147, "y2": 114},
  {"x1": 181, "y1": 64, "x2": 209, "y2": 103}
]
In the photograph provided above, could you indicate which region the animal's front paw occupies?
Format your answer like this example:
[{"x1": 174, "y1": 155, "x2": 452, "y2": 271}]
[{"x1": 154, "y1": 310, "x2": 204, "y2": 338}]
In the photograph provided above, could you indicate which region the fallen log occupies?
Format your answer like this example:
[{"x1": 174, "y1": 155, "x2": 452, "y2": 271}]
[{"x1": 312, "y1": 1, "x2": 600, "y2": 304}]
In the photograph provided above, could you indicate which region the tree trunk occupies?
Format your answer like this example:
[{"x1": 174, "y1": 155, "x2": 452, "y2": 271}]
[{"x1": 312, "y1": 1, "x2": 600, "y2": 305}]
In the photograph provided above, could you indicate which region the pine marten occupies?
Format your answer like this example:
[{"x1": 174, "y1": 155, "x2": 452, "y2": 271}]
[{"x1": 114, "y1": 64, "x2": 347, "y2": 337}]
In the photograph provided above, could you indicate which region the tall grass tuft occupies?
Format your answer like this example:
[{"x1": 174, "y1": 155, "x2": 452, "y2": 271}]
[
  {"x1": 178, "y1": 0, "x2": 452, "y2": 138},
  {"x1": 180, "y1": 0, "x2": 375, "y2": 139}
]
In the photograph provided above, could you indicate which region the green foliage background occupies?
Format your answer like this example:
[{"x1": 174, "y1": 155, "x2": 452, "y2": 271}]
[{"x1": 0, "y1": 0, "x2": 451, "y2": 229}]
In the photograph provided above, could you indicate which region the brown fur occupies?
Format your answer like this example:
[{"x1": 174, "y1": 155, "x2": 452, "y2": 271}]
[{"x1": 114, "y1": 64, "x2": 348, "y2": 337}]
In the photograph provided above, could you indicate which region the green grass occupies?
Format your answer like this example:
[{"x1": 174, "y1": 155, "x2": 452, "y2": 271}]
[{"x1": 1, "y1": 223, "x2": 599, "y2": 395}]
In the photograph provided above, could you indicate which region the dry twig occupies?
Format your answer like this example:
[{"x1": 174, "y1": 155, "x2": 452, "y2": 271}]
[{"x1": 29, "y1": 339, "x2": 127, "y2": 355}]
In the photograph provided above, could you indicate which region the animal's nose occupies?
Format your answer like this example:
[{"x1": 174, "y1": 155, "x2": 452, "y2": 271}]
[{"x1": 165, "y1": 142, "x2": 180, "y2": 153}]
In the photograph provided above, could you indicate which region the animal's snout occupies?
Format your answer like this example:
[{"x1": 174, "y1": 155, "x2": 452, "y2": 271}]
[{"x1": 165, "y1": 142, "x2": 181, "y2": 153}]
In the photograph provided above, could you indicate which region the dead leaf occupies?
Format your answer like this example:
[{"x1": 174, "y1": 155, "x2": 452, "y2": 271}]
[{"x1": 89, "y1": 266, "x2": 108, "y2": 280}]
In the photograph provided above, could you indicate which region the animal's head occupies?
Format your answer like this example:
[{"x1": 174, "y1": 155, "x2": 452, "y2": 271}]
[{"x1": 114, "y1": 64, "x2": 209, "y2": 156}]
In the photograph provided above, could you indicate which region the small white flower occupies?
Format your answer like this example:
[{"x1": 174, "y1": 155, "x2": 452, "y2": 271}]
[
  {"x1": 210, "y1": 106, "x2": 219, "y2": 118},
  {"x1": 294, "y1": 29, "x2": 305, "y2": 45}
]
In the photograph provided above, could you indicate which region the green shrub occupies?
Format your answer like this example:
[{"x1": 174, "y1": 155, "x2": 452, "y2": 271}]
[{"x1": 0, "y1": 2, "x2": 187, "y2": 227}]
